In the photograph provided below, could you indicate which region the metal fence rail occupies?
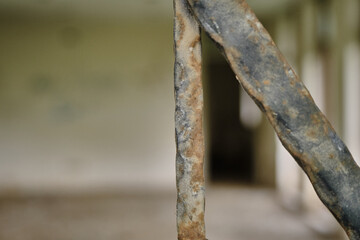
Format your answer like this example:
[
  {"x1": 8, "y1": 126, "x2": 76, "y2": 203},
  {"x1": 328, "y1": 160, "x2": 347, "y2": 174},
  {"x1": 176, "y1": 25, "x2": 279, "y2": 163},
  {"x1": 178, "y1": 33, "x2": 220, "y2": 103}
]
[{"x1": 174, "y1": 0, "x2": 360, "y2": 239}]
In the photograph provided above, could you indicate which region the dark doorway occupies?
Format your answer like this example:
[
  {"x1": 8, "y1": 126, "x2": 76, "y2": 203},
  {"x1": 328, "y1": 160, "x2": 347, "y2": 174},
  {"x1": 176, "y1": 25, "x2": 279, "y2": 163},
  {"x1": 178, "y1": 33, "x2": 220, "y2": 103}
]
[{"x1": 204, "y1": 44, "x2": 255, "y2": 183}]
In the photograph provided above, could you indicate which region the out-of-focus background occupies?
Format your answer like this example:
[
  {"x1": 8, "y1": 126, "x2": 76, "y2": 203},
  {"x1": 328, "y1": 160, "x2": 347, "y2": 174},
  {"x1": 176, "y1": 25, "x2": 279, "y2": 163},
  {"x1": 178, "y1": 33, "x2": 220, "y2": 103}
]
[{"x1": 0, "y1": 0, "x2": 359, "y2": 239}]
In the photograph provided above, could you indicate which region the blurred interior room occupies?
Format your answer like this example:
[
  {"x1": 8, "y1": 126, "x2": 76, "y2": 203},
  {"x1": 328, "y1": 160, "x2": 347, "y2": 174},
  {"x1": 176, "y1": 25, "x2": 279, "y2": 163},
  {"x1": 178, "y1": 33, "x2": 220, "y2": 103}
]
[{"x1": 0, "y1": 0, "x2": 359, "y2": 239}]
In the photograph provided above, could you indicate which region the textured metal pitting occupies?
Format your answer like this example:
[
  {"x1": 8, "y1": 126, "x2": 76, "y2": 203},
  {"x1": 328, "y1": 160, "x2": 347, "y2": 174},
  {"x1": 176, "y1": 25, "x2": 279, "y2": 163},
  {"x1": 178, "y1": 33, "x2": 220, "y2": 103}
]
[
  {"x1": 184, "y1": 0, "x2": 360, "y2": 239},
  {"x1": 173, "y1": 0, "x2": 206, "y2": 239}
]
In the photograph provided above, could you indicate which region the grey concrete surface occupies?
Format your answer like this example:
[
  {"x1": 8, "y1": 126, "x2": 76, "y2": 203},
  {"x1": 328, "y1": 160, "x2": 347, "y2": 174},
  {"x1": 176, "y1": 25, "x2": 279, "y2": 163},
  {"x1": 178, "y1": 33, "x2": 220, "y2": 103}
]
[{"x1": 0, "y1": 186, "x2": 342, "y2": 240}]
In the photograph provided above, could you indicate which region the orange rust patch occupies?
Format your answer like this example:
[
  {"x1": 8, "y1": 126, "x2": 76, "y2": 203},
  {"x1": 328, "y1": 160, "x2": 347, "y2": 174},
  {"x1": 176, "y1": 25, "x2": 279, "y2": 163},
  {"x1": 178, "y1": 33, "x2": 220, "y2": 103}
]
[
  {"x1": 190, "y1": 36, "x2": 200, "y2": 49},
  {"x1": 189, "y1": 36, "x2": 202, "y2": 74},
  {"x1": 329, "y1": 154, "x2": 335, "y2": 159},
  {"x1": 185, "y1": 75, "x2": 203, "y2": 149},
  {"x1": 282, "y1": 99, "x2": 288, "y2": 105},
  {"x1": 263, "y1": 80, "x2": 271, "y2": 85},
  {"x1": 183, "y1": 51, "x2": 205, "y2": 192},
  {"x1": 197, "y1": 212, "x2": 204, "y2": 222},
  {"x1": 184, "y1": 127, "x2": 204, "y2": 159},
  {"x1": 178, "y1": 219, "x2": 206, "y2": 240}
]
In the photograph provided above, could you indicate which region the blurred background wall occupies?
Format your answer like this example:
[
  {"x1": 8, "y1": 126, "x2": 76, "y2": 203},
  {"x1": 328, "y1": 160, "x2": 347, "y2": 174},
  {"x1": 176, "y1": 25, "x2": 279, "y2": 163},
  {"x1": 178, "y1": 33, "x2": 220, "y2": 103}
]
[
  {"x1": 0, "y1": 2, "x2": 175, "y2": 194},
  {"x1": 0, "y1": 0, "x2": 359, "y2": 239}
]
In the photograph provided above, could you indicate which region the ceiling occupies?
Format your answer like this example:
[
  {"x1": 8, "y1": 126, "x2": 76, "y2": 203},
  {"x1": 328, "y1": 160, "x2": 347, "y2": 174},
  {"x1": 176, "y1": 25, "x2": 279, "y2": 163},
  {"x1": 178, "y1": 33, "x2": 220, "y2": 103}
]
[{"x1": 0, "y1": 0, "x2": 299, "y2": 20}]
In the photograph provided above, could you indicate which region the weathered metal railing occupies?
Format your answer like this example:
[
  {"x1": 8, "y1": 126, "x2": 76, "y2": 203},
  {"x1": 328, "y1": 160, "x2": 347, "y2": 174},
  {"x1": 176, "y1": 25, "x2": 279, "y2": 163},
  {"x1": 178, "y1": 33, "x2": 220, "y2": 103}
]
[
  {"x1": 174, "y1": 0, "x2": 206, "y2": 239},
  {"x1": 173, "y1": 0, "x2": 360, "y2": 239}
]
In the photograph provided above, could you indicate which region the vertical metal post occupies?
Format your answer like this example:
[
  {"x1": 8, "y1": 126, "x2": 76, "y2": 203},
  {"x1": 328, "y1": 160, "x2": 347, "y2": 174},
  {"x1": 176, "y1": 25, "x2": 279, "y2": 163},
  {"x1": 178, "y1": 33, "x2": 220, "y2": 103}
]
[{"x1": 173, "y1": 0, "x2": 206, "y2": 239}]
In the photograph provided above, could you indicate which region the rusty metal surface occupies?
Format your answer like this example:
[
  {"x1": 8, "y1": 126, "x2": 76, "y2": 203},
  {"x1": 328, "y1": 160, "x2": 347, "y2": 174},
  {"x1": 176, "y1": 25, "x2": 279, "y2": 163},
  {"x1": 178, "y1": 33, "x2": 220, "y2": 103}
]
[
  {"x1": 184, "y1": 0, "x2": 360, "y2": 239},
  {"x1": 173, "y1": 0, "x2": 206, "y2": 239}
]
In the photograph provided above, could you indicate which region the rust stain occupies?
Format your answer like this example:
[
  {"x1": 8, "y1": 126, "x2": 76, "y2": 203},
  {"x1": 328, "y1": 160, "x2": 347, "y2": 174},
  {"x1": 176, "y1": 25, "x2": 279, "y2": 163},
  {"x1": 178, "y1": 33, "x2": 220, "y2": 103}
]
[
  {"x1": 247, "y1": 19, "x2": 262, "y2": 33},
  {"x1": 178, "y1": 218, "x2": 206, "y2": 240},
  {"x1": 209, "y1": 32, "x2": 224, "y2": 45},
  {"x1": 174, "y1": 1, "x2": 206, "y2": 239},
  {"x1": 227, "y1": 46, "x2": 242, "y2": 59},
  {"x1": 277, "y1": 52, "x2": 288, "y2": 66},
  {"x1": 181, "y1": 193, "x2": 189, "y2": 200},
  {"x1": 310, "y1": 113, "x2": 329, "y2": 137},
  {"x1": 306, "y1": 129, "x2": 317, "y2": 139},
  {"x1": 248, "y1": 34, "x2": 259, "y2": 44},
  {"x1": 297, "y1": 87, "x2": 311, "y2": 99},
  {"x1": 178, "y1": 164, "x2": 185, "y2": 176},
  {"x1": 311, "y1": 113, "x2": 322, "y2": 125},
  {"x1": 255, "y1": 79, "x2": 261, "y2": 88},
  {"x1": 190, "y1": 162, "x2": 204, "y2": 192},
  {"x1": 267, "y1": 40, "x2": 276, "y2": 47},
  {"x1": 184, "y1": 69, "x2": 203, "y2": 161},
  {"x1": 263, "y1": 80, "x2": 271, "y2": 85},
  {"x1": 189, "y1": 38, "x2": 202, "y2": 74},
  {"x1": 241, "y1": 82, "x2": 264, "y2": 104},
  {"x1": 243, "y1": 65, "x2": 250, "y2": 75},
  {"x1": 176, "y1": 13, "x2": 186, "y2": 46},
  {"x1": 190, "y1": 36, "x2": 201, "y2": 49},
  {"x1": 240, "y1": 0, "x2": 257, "y2": 20}
]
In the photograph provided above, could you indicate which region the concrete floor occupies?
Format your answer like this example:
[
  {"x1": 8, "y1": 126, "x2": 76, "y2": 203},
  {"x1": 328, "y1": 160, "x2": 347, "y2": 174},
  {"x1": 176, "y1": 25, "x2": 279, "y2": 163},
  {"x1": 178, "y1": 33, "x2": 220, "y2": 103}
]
[{"x1": 0, "y1": 186, "x2": 344, "y2": 240}]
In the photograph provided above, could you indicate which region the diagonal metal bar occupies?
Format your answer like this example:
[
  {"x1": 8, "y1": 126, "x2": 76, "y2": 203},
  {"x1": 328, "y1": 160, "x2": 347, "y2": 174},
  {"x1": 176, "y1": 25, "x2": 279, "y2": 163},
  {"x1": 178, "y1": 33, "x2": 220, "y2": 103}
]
[
  {"x1": 184, "y1": 0, "x2": 360, "y2": 239},
  {"x1": 173, "y1": 0, "x2": 206, "y2": 239}
]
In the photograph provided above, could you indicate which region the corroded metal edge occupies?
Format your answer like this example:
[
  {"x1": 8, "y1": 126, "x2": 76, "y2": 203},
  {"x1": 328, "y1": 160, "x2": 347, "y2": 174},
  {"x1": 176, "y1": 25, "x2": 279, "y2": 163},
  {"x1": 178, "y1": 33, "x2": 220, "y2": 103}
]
[
  {"x1": 174, "y1": 0, "x2": 206, "y2": 239},
  {"x1": 186, "y1": 0, "x2": 360, "y2": 238}
]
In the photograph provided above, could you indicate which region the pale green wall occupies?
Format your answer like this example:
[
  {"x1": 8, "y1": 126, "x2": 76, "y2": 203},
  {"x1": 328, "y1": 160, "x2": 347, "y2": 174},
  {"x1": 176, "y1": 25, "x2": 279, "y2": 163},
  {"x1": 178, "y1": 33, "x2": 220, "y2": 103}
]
[{"x1": 0, "y1": 18, "x2": 176, "y2": 194}]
